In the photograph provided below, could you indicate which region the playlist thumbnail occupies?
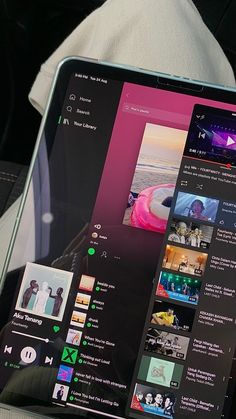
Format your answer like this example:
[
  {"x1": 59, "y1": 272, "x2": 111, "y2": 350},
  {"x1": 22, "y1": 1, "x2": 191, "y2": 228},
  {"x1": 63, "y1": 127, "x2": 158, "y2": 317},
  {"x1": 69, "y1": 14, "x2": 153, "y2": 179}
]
[
  {"x1": 66, "y1": 328, "x2": 82, "y2": 347},
  {"x1": 138, "y1": 355, "x2": 183, "y2": 389},
  {"x1": 70, "y1": 310, "x2": 87, "y2": 328},
  {"x1": 144, "y1": 328, "x2": 190, "y2": 361},
  {"x1": 162, "y1": 245, "x2": 207, "y2": 277},
  {"x1": 79, "y1": 274, "x2": 95, "y2": 292},
  {"x1": 168, "y1": 217, "x2": 213, "y2": 249},
  {"x1": 174, "y1": 192, "x2": 219, "y2": 223},
  {"x1": 57, "y1": 365, "x2": 74, "y2": 383},
  {"x1": 52, "y1": 383, "x2": 69, "y2": 402},
  {"x1": 15, "y1": 262, "x2": 73, "y2": 321},
  {"x1": 151, "y1": 300, "x2": 195, "y2": 332},
  {"x1": 157, "y1": 271, "x2": 201, "y2": 305},
  {"x1": 75, "y1": 292, "x2": 91, "y2": 310},
  {"x1": 122, "y1": 123, "x2": 187, "y2": 234},
  {"x1": 131, "y1": 382, "x2": 176, "y2": 418}
]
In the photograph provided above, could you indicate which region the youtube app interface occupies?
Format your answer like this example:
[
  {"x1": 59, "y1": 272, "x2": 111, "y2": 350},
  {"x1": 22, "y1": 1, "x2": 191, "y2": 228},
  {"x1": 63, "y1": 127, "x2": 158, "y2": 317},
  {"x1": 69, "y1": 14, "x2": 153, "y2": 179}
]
[{"x1": 0, "y1": 71, "x2": 236, "y2": 419}]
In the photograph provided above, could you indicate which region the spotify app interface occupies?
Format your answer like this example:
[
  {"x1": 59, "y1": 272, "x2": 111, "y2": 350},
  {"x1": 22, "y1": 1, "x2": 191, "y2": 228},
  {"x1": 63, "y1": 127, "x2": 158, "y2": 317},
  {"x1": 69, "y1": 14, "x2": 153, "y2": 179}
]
[{"x1": 0, "y1": 71, "x2": 236, "y2": 419}]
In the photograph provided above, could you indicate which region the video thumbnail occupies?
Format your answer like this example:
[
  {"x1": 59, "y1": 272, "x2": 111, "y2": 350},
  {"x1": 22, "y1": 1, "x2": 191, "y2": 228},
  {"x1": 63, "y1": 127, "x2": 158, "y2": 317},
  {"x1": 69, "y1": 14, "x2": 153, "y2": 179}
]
[
  {"x1": 66, "y1": 329, "x2": 82, "y2": 347},
  {"x1": 131, "y1": 382, "x2": 176, "y2": 418},
  {"x1": 122, "y1": 123, "x2": 187, "y2": 234},
  {"x1": 70, "y1": 310, "x2": 87, "y2": 328},
  {"x1": 162, "y1": 245, "x2": 207, "y2": 277},
  {"x1": 157, "y1": 271, "x2": 201, "y2": 305},
  {"x1": 75, "y1": 292, "x2": 91, "y2": 310},
  {"x1": 15, "y1": 262, "x2": 73, "y2": 321},
  {"x1": 174, "y1": 192, "x2": 219, "y2": 223},
  {"x1": 151, "y1": 300, "x2": 195, "y2": 332},
  {"x1": 78, "y1": 274, "x2": 95, "y2": 292},
  {"x1": 138, "y1": 355, "x2": 183, "y2": 389},
  {"x1": 213, "y1": 131, "x2": 236, "y2": 150},
  {"x1": 144, "y1": 328, "x2": 190, "y2": 360},
  {"x1": 184, "y1": 105, "x2": 236, "y2": 165},
  {"x1": 168, "y1": 217, "x2": 213, "y2": 249},
  {"x1": 52, "y1": 383, "x2": 69, "y2": 402}
]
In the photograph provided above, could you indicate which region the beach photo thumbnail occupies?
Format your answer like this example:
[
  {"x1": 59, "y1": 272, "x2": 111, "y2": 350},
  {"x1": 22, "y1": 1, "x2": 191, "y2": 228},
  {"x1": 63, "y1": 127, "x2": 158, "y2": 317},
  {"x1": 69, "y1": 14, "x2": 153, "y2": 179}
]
[
  {"x1": 15, "y1": 262, "x2": 73, "y2": 321},
  {"x1": 144, "y1": 328, "x2": 190, "y2": 361},
  {"x1": 131, "y1": 382, "x2": 176, "y2": 418},
  {"x1": 66, "y1": 328, "x2": 82, "y2": 347},
  {"x1": 156, "y1": 271, "x2": 201, "y2": 306},
  {"x1": 168, "y1": 217, "x2": 213, "y2": 249},
  {"x1": 138, "y1": 355, "x2": 183, "y2": 389},
  {"x1": 78, "y1": 274, "x2": 95, "y2": 292},
  {"x1": 123, "y1": 123, "x2": 187, "y2": 234},
  {"x1": 162, "y1": 244, "x2": 208, "y2": 277},
  {"x1": 52, "y1": 383, "x2": 69, "y2": 402},
  {"x1": 75, "y1": 292, "x2": 91, "y2": 310},
  {"x1": 151, "y1": 300, "x2": 195, "y2": 333},
  {"x1": 70, "y1": 310, "x2": 87, "y2": 328},
  {"x1": 174, "y1": 192, "x2": 219, "y2": 223}
]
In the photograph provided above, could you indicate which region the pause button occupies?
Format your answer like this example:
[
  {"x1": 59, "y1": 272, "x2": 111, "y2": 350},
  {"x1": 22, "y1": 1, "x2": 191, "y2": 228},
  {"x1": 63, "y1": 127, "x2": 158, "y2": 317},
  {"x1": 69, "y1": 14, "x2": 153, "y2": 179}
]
[{"x1": 20, "y1": 347, "x2": 37, "y2": 364}]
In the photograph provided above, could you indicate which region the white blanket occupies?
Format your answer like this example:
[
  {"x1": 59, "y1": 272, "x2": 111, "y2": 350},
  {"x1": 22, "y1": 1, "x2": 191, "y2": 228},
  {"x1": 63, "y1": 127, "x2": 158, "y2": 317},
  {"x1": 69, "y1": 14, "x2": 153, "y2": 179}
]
[{"x1": 29, "y1": 0, "x2": 235, "y2": 114}]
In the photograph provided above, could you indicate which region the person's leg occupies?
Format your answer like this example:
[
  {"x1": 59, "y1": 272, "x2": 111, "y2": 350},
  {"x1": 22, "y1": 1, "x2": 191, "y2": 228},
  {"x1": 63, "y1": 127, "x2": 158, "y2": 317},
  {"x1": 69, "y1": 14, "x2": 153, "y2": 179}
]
[{"x1": 29, "y1": 0, "x2": 235, "y2": 114}]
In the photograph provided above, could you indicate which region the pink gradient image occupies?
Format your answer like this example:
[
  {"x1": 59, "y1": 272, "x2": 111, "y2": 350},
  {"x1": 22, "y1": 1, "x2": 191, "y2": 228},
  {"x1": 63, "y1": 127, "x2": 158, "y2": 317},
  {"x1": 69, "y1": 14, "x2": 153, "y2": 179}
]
[
  {"x1": 90, "y1": 82, "x2": 236, "y2": 230},
  {"x1": 123, "y1": 123, "x2": 187, "y2": 233}
]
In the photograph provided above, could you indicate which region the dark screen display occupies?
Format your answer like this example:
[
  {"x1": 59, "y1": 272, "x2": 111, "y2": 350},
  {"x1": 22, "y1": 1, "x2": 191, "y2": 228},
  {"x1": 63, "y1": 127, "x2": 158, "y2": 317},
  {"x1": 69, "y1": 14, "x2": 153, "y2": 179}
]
[{"x1": 0, "y1": 60, "x2": 236, "y2": 419}]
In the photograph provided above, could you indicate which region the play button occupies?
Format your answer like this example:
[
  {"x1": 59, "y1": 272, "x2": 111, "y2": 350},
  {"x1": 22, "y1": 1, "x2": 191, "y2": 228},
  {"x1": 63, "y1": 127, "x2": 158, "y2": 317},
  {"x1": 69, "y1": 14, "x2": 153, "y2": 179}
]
[
  {"x1": 20, "y1": 346, "x2": 37, "y2": 364},
  {"x1": 226, "y1": 136, "x2": 235, "y2": 147}
]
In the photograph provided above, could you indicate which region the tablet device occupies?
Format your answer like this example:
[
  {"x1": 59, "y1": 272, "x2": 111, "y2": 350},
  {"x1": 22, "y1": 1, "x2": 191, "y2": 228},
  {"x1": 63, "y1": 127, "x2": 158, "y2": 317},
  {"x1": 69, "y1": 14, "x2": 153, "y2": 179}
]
[{"x1": 0, "y1": 57, "x2": 236, "y2": 419}]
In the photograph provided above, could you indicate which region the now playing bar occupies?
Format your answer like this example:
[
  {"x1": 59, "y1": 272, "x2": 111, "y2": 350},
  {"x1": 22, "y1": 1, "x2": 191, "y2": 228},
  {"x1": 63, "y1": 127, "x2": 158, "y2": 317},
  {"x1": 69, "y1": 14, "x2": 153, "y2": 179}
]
[{"x1": 3, "y1": 342, "x2": 54, "y2": 366}]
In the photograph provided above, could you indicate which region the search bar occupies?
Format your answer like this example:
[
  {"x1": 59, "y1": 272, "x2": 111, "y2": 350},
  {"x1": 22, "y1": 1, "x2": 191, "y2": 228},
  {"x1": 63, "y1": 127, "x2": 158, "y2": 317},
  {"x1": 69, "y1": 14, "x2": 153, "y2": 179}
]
[{"x1": 122, "y1": 102, "x2": 189, "y2": 126}]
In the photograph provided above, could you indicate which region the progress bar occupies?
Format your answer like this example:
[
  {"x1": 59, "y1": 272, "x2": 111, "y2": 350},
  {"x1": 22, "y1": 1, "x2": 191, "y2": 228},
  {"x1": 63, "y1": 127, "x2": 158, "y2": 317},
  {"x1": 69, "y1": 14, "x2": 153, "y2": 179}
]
[{"x1": 12, "y1": 330, "x2": 50, "y2": 343}]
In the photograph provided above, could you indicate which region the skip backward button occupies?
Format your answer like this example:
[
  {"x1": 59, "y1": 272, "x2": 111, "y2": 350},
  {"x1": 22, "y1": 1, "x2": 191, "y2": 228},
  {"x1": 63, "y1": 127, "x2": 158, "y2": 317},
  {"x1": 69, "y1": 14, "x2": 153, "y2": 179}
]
[{"x1": 4, "y1": 345, "x2": 12, "y2": 354}]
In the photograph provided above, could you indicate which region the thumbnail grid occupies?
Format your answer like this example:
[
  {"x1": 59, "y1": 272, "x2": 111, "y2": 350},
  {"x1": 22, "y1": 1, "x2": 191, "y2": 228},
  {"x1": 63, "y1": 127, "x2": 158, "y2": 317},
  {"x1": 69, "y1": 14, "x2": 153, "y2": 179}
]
[{"x1": 53, "y1": 273, "x2": 96, "y2": 402}]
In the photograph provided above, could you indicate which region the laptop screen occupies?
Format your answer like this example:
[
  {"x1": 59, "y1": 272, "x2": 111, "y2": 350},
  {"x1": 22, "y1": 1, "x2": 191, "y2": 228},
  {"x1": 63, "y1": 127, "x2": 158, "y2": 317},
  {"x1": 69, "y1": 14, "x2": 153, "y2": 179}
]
[{"x1": 0, "y1": 59, "x2": 236, "y2": 419}]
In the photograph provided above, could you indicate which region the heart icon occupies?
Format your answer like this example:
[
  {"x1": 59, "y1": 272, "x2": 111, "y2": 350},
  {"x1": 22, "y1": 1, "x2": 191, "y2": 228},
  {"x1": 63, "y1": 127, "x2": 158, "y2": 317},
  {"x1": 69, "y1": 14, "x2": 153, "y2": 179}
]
[{"x1": 53, "y1": 325, "x2": 60, "y2": 333}]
